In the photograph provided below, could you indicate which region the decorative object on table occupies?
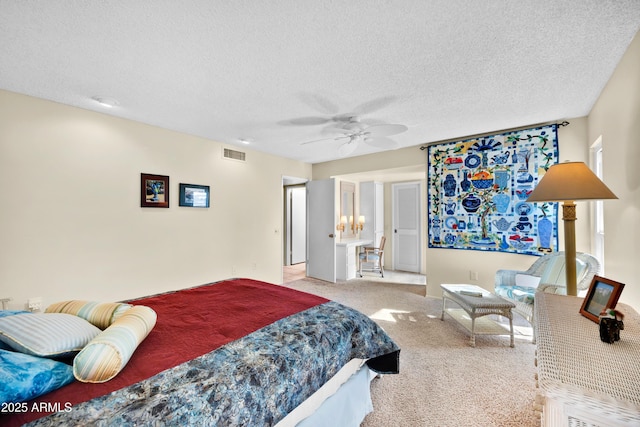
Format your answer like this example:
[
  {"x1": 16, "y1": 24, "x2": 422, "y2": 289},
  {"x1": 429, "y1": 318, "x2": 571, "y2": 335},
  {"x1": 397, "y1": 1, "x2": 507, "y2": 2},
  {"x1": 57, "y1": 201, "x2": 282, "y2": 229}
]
[
  {"x1": 140, "y1": 173, "x2": 169, "y2": 208},
  {"x1": 579, "y1": 275, "x2": 625, "y2": 323},
  {"x1": 527, "y1": 162, "x2": 618, "y2": 296},
  {"x1": 599, "y1": 308, "x2": 624, "y2": 344},
  {"x1": 427, "y1": 124, "x2": 559, "y2": 255},
  {"x1": 179, "y1": 183, "x2": 210, "y2": 208}
]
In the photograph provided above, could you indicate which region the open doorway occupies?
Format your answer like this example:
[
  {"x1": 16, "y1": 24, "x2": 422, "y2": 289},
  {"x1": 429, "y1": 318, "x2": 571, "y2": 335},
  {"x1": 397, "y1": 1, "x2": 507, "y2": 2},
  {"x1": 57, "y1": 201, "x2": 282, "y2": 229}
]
[{"x1": 283, "y1": 176, "x2": 308, "y2": 282}]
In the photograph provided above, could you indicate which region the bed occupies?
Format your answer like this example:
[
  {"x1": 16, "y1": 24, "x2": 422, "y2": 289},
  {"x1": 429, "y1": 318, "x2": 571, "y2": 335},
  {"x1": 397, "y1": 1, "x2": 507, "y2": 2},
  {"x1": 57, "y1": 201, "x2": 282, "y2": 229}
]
[{"x1": 0, "y1": 278, "x2": 400, "y2": 426}]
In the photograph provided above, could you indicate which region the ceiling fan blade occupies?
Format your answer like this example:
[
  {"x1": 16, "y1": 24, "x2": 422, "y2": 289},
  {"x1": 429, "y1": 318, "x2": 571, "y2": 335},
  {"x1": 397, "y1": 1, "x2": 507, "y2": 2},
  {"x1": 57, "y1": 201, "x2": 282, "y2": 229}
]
[
  {"x1": 338, "y1": 141, "x2": 358, "y2": 156},
  {"x1": 363, "y1": 137, "x2": 399, "y2": 149},
  {"x1": 321, "y1": 126, "x2": 351, "y2": 135},
  {"x1": 300, "y1": 134, "x2": 350, "y2": 145},
  {"x1": 284, "y1": 116, "x2": 332, "y2": 126},
  {"x1": 352, "y1": 96, "x2": 397, "y2": 115},
  {"x1": 298, "y1": 93, "x2": 340, "y2": 115},
  {"x1": 365, "y1": 124, "x2": 408, "y2": 137},
  {"x1": 322, "y1": 121, "x2": 366, "y2": 134}
]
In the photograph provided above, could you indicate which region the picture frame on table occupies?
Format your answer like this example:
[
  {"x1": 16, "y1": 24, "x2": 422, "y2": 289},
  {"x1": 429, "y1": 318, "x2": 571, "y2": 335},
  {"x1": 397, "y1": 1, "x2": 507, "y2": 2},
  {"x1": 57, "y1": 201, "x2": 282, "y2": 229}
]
[
  {"x1": 179, "y1": 183, "x2": 210, "y2": 208},
  {"x1": 579, "y1": 275, "x2": 625, "y2": 323},
  {"x1": 141, "y1": 173, "x2": 169, "y2": 208}
]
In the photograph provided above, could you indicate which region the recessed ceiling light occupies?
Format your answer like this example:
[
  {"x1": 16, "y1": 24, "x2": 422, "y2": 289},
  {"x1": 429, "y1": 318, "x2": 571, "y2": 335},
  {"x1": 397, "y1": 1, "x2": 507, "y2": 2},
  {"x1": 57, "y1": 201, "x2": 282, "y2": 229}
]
[
  {"x1": 238, "y1": 138, "x2": 252, "y2": 145},
  {"x1": 91, "y1": 96, "x2": 119, "y2": 108}
]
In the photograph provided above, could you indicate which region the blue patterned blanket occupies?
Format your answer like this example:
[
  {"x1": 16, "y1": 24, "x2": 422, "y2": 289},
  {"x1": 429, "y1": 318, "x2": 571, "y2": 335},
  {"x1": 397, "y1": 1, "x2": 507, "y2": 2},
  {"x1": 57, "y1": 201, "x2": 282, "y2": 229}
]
[{"x1": 24, "y1": 301, "x2": 399, "y2": 426}]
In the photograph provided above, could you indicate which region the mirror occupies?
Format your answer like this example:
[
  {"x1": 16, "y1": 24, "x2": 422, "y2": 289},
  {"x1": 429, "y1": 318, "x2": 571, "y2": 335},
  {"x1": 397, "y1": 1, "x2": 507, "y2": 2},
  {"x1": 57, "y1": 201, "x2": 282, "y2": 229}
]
[{"x1": 340, "y1": 181, "x2": 356, "y2": 239}]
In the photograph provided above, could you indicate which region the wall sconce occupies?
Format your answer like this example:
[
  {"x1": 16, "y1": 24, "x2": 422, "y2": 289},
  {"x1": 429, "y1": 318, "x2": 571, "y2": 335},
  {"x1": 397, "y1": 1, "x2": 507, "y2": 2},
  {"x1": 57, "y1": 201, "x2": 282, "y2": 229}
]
[
  {"x1": 336, "y1": 215, "x2": 347, "y2": 232},
  {"x1": 353, "y1": 215, "x2": 365, "y2": 231}
]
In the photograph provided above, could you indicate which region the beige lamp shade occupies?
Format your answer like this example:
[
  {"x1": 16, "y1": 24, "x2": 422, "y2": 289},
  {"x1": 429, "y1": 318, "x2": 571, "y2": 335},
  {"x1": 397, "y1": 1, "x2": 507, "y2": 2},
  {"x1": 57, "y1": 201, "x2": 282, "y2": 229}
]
[{"x1": 527, "y1": 161, "x2": 618, "y2": 202}]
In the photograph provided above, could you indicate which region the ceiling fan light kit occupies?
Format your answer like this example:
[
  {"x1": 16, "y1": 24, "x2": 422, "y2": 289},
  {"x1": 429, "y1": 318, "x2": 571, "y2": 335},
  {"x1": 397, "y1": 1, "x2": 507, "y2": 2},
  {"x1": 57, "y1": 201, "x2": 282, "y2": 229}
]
[{"x1": 298, "y1": 119, "x2": 408, "y2": 156}]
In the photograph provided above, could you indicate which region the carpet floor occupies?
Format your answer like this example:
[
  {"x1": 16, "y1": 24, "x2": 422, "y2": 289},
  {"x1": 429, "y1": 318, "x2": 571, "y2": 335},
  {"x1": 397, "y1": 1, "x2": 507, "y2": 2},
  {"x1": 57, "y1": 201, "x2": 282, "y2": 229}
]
[{"x1": 282, "y1": 277, "x2": 540, "y2": 427}]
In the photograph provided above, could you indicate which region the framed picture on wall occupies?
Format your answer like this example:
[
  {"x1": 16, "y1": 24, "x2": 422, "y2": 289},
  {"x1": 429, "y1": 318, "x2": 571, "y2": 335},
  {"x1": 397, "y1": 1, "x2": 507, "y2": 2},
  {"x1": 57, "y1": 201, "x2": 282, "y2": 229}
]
[
  {"x1": 141, "y1": 173, "x2": 170, "y2": 208},
  {"x1": 179, "y1": 183, "x2": 210, "y2": 208},
  {"x1": 579, "y1": 275, "x2": 625, "y2": 323}
]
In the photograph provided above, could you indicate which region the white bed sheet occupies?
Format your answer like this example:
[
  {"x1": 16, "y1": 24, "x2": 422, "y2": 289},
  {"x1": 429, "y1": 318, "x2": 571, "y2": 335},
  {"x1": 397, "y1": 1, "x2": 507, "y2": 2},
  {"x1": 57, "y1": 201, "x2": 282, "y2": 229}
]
[{"x1": 276, "y1": 358, "x2": 375, "y2": 427}]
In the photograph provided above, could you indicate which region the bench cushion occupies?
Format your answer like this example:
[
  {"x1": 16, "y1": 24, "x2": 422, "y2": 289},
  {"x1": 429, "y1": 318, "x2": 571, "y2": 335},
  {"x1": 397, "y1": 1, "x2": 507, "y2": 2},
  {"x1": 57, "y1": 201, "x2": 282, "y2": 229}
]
[{"x1": 495, "y1": 285, "x2": 536, "y2": 305}]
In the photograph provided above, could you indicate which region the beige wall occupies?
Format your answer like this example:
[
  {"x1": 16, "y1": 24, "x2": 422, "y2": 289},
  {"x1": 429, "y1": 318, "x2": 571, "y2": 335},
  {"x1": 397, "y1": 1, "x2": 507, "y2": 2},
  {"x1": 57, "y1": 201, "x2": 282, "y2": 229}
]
[
  {"x1": 588, "y1": 30, "x2": 640, "y2": 310},
  {"x1": 0, "y1": 90, "x2": 312, "y2": 310}
]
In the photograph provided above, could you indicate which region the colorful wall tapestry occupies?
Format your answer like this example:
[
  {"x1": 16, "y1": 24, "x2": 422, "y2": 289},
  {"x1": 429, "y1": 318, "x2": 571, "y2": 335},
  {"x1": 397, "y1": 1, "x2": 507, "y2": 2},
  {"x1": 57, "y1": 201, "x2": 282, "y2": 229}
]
[{"x1": 427, "y1": 124, "x2": 559, "y2": 256}]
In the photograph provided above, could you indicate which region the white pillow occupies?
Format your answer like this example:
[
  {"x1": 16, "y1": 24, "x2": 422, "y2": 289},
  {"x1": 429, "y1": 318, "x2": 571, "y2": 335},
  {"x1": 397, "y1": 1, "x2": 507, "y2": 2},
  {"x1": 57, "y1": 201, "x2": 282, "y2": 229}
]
[
  {"x1": 515, "y1": 274, "x2": 541, "y2": 289},
  {"x1": 0, "y1": 313, "x2": 101, "y2": 358}
]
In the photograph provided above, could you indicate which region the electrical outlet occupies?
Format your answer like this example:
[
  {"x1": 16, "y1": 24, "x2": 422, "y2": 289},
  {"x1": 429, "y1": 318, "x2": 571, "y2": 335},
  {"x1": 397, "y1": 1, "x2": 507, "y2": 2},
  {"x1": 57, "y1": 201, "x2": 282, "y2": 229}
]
[
  {"x1": 28, "y1": 297, "x2": 43, "y2": 312},
  {"x1": 469, "y1": 271, "x2": 479, "y2": 281}
]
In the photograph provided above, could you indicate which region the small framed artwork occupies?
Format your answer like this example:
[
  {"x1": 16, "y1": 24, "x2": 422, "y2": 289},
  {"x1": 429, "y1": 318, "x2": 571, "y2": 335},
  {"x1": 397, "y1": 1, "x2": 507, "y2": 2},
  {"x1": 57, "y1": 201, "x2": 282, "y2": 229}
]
[
  {"x1": 579, "y1": 275, "x2": 625, "y2": 323},
  {"x1": 179, "y1": 183, "x2": 210, "y2": 208},
  {"x1": 141, "y1": 173, "x2": 169, "y2": 208}
]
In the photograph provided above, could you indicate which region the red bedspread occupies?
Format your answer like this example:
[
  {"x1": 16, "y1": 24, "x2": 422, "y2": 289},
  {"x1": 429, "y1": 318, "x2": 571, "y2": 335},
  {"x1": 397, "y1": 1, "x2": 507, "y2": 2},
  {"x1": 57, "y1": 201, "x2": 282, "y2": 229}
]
[{"x1": 6, "y1": 278, "x2": 328, "y2": 426}]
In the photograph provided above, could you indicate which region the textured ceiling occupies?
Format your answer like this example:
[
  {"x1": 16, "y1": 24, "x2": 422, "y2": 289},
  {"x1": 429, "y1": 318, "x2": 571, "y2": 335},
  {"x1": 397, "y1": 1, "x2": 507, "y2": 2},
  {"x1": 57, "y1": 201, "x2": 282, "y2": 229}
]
[{"x1": 1, "y1": 1, "x2": 639, "y2": 164}]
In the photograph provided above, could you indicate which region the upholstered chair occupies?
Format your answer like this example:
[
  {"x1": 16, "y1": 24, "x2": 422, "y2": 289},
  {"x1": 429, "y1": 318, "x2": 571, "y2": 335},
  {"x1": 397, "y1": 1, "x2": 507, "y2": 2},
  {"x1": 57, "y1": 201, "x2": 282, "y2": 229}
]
[{"x1": 359, "y1": 236, "x2": 386, "y2": 278}]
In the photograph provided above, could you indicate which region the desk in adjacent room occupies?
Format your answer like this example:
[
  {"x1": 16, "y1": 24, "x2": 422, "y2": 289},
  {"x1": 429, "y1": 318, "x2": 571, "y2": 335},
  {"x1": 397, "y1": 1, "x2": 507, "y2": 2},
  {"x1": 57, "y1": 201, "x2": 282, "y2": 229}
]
[{"x1": 336, "y1": 239, "x2": 372, "y2": 281}]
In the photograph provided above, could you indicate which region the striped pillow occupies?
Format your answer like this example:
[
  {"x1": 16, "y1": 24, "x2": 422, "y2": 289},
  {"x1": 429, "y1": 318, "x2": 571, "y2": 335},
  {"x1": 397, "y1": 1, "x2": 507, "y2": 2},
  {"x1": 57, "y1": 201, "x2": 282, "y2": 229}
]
[
  {"x1": 46, "y1": 301, "x2": 133, "y2": 329},
  {"x1": 540, "y1": 258, "x2": 588, "y2": 287},
  {"x1": 0, "y1": 313, "x2": 101, "y2": 358},
  {"x1": 73, "y1": 305, "x2": 157, "y2": 383}
]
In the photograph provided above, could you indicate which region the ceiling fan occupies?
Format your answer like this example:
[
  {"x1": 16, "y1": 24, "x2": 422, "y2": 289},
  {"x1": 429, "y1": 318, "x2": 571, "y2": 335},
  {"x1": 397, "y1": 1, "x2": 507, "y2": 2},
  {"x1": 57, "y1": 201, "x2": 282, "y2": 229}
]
[
  {"x1": 300, "y1": 118, "x2": 408, "y2": 156},
  {"x1": 280, "y1": 95, "x2": 398, "y2": 128}
]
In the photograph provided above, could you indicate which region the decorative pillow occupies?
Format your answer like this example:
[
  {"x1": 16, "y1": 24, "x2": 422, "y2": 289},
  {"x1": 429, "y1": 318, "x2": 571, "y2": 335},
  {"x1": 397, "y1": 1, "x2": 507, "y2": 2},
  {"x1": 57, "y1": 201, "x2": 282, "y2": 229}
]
[
  {"x1": 74, "y1": 305, "x2": 157, "y2": 383},
  {"x1": 46, "y1": 300, "x2": 133, "y2": 329},
  {"x1": 495, "y1": 285, "x2": 536, "y2": 305},
  {"x1": 515, "y1": 274, "x2": 541, "y2": 289},
  {"x1": 0, "y1": 311, "x2": 31, "y2": 350},
  {"x1": 0, "y1": 349, "x2": 74, "y2": 404},
  {"x1": 0, "y1": 313, "x2": 101, "y2": 358}
]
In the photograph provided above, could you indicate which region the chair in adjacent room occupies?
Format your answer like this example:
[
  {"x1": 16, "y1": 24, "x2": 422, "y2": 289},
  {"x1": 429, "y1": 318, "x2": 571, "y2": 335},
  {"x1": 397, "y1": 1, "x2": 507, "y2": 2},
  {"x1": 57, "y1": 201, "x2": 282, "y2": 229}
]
[
  {"x1": 359, "y1": 236, "x2": 386, "y2": 278},
  {"x1": 494, "y1": 251, "x2": 600, "y2": 341}
]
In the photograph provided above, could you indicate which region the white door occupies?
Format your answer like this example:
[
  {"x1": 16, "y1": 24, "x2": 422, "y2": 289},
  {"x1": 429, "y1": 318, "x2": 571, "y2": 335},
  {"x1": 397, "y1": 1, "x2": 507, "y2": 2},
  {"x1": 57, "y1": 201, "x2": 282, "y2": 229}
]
[
  {"x1": 306, "y1": 179, "x2": 336, "y2": 282},
  {"x1": 392, "y1": 182, "x2": 421, "y2": 273},
  {"x1": 289, "y1": 187, "x2": 306, "y2": 264}
]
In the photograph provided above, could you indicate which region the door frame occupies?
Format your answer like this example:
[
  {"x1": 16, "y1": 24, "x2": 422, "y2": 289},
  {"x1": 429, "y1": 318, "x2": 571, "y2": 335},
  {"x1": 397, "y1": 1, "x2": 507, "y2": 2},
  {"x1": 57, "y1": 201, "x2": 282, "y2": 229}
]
[
  {"x1": 282, "y1": 176, "x2": 308, "y2": 282},
  {"x1": 285, "y1": 185, "x2": 306, "y2": 265}
]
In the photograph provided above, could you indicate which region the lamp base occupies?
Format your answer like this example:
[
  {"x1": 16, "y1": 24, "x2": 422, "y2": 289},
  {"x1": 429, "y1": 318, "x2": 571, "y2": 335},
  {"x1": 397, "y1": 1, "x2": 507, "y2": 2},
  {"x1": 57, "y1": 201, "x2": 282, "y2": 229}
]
[{"x1": 562, "y1": 201, "x2": 577, "y2": 296}]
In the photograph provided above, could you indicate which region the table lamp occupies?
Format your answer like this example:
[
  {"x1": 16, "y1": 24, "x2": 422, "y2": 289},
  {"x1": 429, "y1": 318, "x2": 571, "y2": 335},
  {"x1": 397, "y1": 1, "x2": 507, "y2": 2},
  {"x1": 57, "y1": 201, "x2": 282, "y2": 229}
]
[{"x1": 526, "y1": 161, "x2": 617, "y2": 296}]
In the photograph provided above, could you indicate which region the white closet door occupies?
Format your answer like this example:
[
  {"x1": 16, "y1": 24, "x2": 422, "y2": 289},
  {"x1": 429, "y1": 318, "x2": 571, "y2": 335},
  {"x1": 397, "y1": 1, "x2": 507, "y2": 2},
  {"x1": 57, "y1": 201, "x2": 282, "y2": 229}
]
[{"x1": 392, "y1": 182, "x2": 421, "y2": 273}]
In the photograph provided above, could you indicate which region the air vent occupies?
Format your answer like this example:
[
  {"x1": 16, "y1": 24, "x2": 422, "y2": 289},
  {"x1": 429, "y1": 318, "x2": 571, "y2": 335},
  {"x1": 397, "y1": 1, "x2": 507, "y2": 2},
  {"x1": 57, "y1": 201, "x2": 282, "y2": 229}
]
[{"x1": 223, "y1": 148, "x2": 246, "y2": 162}]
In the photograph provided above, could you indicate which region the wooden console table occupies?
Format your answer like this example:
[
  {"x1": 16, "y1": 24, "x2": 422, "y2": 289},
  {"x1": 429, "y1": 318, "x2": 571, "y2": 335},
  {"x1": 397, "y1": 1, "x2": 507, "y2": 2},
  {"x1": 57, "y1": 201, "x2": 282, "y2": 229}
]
[{"x1": 534, "y1": 292, "x2": 640, "y2": 426}]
